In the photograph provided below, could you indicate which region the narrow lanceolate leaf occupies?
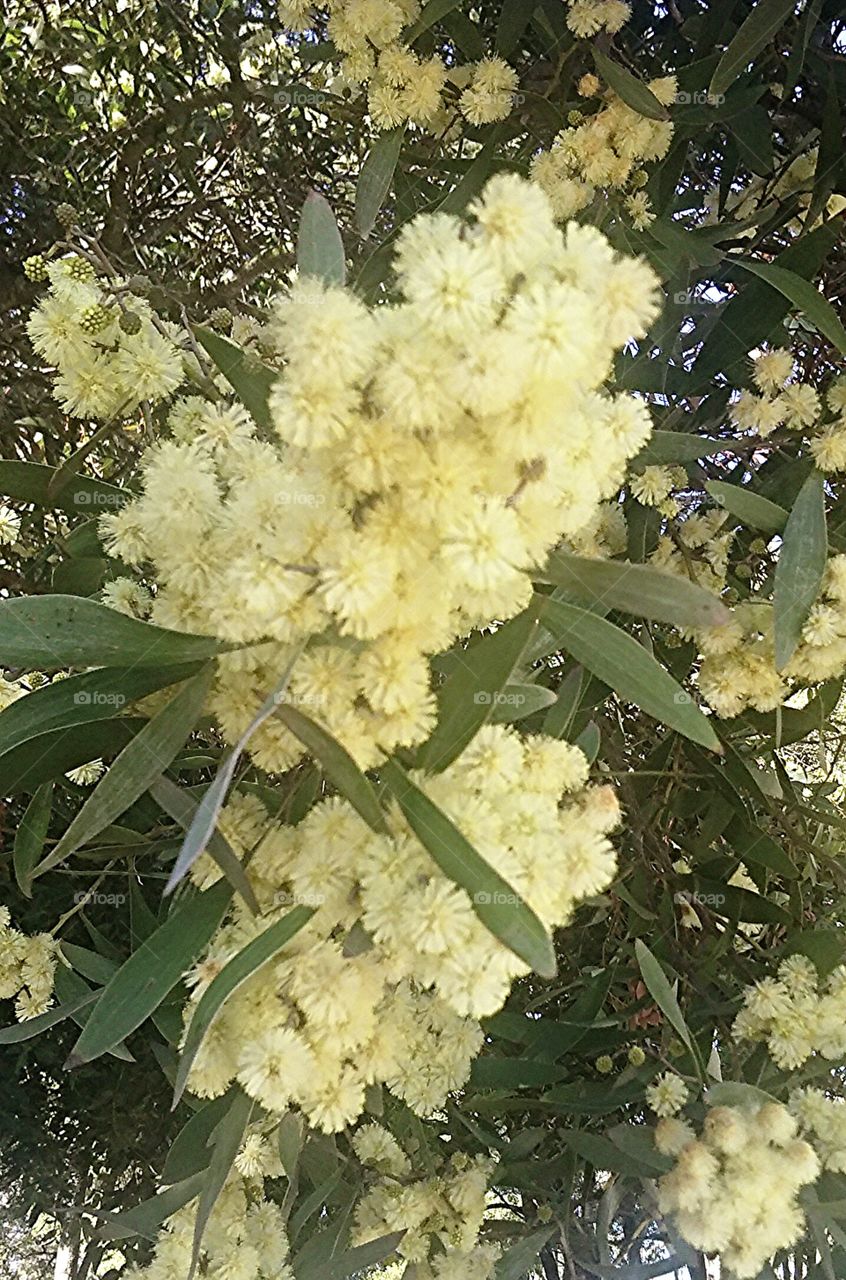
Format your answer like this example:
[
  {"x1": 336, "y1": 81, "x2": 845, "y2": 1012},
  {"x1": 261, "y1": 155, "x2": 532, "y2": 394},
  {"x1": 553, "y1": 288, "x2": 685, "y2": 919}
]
[
  {"x1": 495, "y1": 1229, "x2": 556, "y2": 1280},
  {"x1": 13, "y1": 781, "x2": 53, "y2": 896},
  {"x1": 706, "y1": 480, "x2": 788, "y2": 534},
  {"x1": 735, "y1": 260, "x2": 846, "y2": 356},
  {"x1": 592, "y1": 50, "x2": 669, "y2": 121},
  {"x1": 710, "y1": 0, "x2": 798, "y2": 99},
  {"x1": 355, "y1": 127, "x2": 405, "y2": 238},
  {"x1": 296, "y1": 1232, "x2": 406, "y2": 1280},
  {"x1": 162, "y1": 1094, "x2": 232, "y2": 1184},
  {"x1": 0, "y1": 991, "x2": 97, "y2": 1043},
  {"x1": 190, "y1": 1089, "x2": 253, "y2": 1280},
  {"x1": 633, "y1": 431, "x2": 722, "y2": 466},
  {"x1": 92, "y1": 1173, "x2": 206, "y2": 1242},
  {"x1": 774, "y1": 470, "x2": 827, "y2": 671},
  {"x1": 150, "y1": 775, "x2": 259, "y2": 916},
  {"x1": 274, "y1": 702, "x2": 388, "y2": 833},
  {"x1": 381, "y1": 759, "x2": 556, "y2": 979},
  {"x1": 496, "y1": 0, "x2": 533, "y2": 55},
  {"x1": 166, "y1": 656, "x2": 302, "y2": 895},
  {"x1": 297, "y1": 190, "x2": 345, "y2": 286},
  {"x1": 634, "y1": 939, "x2": 700, "y2": 1069},
  {"x1": 0, "y1": 595, "x2": 225, "y2": 670},
  {"x1": 67, "y1": 880, "x2": 231, "y2": 1067},
  {"x1": 402, "y1": 0, "x2": 461, "y2": 41},
  {"x1": 0, "y1": 662, "x2": 203, "y2": 762},
  {"x1": 537, "y1": 552, "x2": 730, "y2": 630},
  {"x1": 540, "y1": 598, "x2": 722, "y2": 752},
  {"x1": 35, "y1": 667, "x2": 213, "y2": 877},
  {"x1": 421, "y1": 605, "x2": 542, "y2": 773},
  {"x1": 173, "y1": 906, "x2": 314, "y2": 1107},
  {"x1": 194, "y1": 327, "x2": 276, "y2": 432},
  {"x1": 0, "y1": 460, "x2": 128, "y2": 514}
]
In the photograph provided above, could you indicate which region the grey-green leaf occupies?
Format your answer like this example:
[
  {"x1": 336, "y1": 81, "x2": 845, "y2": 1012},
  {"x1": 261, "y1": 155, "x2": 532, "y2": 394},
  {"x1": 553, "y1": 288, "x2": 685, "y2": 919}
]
[
  {"x1": 274, "y1": 702, "x2": 387, "y2": 832},
  {"x1": 13, "y1": 781, "x2": 53, "y2": 896},
  {"x1": 736, "y1": 259, "x2": 846, "y2": 355},
  {"x1": 706, "y1": 480, "x2": 788, "y2": 534},
  {"x1": 774, "y1": 469, "x2": 827, "y2": 670},
  {"x1": 381, "y1": 759, "x2": 556, "y2": 978},
  {"x1": 593, "y1": 50, "x2": 669, "y2": 121},
  {"x1": 194, "y1": 327, "x2": 276, "y2": 432},
  {"x1": 0, "y1": 595, "x2": 225, "y2": 670},
  {"x1": 66, "y1": 880, "x2": 231, "y2": 1066},
  {"x1": 356, "y1": 128, "x2": 404, "y2": 238},
  {"x1": 173, "y1": 906, "x2": 314, "y2": 1107},
  {"x1": 298, "y1": 191, "x2": 345, "y2": 286},
  {"x1": 710, "y1": 0, "x2": 799, "y2": 99},
  {"x1": 35, "y1": 667, "x2": 213, "y2": 877},
  {"x1": 190, "y1": 1089, "x2": 253, "y2": 1280},
  {"x1": 296, "y1": 1231, "x2": 405, "y2": 1280},
  {"x1": 634, "y1": 938, "x2": 699, "y2": 1066},
  {"x1": 538, "y1": 552, "x2": 730, "y2": 630},
  {"x1": 540, "y1": 598, "x2": 722, "y2": 752}
]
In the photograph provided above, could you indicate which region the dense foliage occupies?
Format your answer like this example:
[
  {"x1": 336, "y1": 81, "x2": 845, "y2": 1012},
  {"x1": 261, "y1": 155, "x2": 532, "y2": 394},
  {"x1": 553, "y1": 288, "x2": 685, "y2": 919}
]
[{"x1": 1, "y1": 2, "x2": 846, "y2": 1279}]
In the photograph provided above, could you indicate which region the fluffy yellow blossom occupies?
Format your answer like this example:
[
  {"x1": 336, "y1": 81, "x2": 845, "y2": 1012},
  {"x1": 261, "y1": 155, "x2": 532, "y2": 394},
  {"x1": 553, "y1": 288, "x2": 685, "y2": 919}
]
[
  {"x1": 646, "y1": 1071, "x2": 689, "y2": 1117},
  {"x1": 733, "y1": 956, "x2": 846, "y2": 1069},
  {"x1": 0, "y1": 909, "x2": 57, "y2": 1020}
]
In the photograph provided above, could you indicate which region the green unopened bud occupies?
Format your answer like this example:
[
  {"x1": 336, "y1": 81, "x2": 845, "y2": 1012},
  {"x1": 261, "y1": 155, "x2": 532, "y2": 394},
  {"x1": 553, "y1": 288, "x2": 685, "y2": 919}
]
[
  {"x1": 735, "y1": 563, "x2": 753, "y2": 581},
  {"x1": 749, "y1": 538, "x2": 767, "y2": 555},
  {"x1": 567, "y1": 109, "x2": 584, "y2": 126},
  {"x1": 668, "y1": 1038, "x2": 686, "y2": 1058},
  {"x1": 628, "y1": 1045, "x2": 646, "y2": 1067},
  {"x1": 55, "y1": 202, "x2": 79, "y2": 229},
  {"x1": 23, "y1": 254, "x2": 48, "y2": 282},
  {"x1": 119, "y1": 310, "x2": 143, "y2": 335},
  {"x1": 209, "y1": 306, "x2": 233, "y2": 333},
  {"x1": 65, "y1": 255, "x2": 94, "y2": 282},
  {"x1": 78, "y1": 303, "x2": 114, "y2": 335},
  {"x1": 631, "y1": 169, "x2": 649, "y2": 189},
  {"x1": 595, "y1": 1054, "x2": 614, "y2": 1075}
]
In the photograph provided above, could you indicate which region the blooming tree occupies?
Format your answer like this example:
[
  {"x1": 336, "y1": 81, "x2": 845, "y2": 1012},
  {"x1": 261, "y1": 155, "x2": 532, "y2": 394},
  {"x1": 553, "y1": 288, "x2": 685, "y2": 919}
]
[{"x1": 2, "y1": 2, "x2": 846, "y2": 1279}]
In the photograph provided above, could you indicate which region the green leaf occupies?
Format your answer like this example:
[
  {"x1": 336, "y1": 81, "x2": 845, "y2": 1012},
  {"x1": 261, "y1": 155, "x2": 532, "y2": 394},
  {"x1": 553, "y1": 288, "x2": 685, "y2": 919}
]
[
  {"x1": 774, "y1": 470, "x2": 827, "y2": 670},
  {"x1": 163, "y1": 1095, "x2": 232, "y2": 1185},
  {"x1": 403, "y1": 0, "x2": 461, "y2": 41},
  {"x1": 35, "y1": 667, "x2": 213, "y2": 877},
  {"x1": 173, "y1": 906, "x2": 314, "y2": 1107},
  {"x1": 1, "y1": 718, "x2": 141, "y2": 795},
  {"x1": 298, "y1": 190, "x2": 345, "y2": 286},
  {"x1": 0, "y1": 662, "x2": 203, "y2": 762},
  {"x1": 633, "y1": 431, "x2": 723, "y2": 465},
  {"x1": 542, "y1": 665, "x2": 584, "y2": 739},
  {"x1": 66, "y1": 880, "x2": 231, "y2": 1067},
  {"x1": 355, "y1": 128, "x2": 404, "y2": 238},
  {"x1": 438, "y1": 125, "x2": 504, "y2": 214},
  {"x1": 13, "y1": 782, "x2": 52, "y2": 896},
  {"x1": 725, "y1": 819, "x2": 796, "y2": 878},
  {"x1": 0, "y1": 460, "x2": 128, "y2": 514},
  {"x1": 471, "y1": 1057, "x2": 567, "y2": 1089},
  {"x1": 274, "y1": 702, "x2": 387, "y2": 832},
  {"x1": 782, "y1": 928, "x2": 846, "y2": 980},
  {"x1": 59, "y1": 942, "x2": 119, "y2": 986},
  {"x1": 593, "y1": 50, "x2": 669, "y2": 121},
  {"x1": 494, "y1": 1229, "x2": 556, "y2": 1280},
  {"x1": 92, "y1": 1173, "x2": 205, "y2": 1242},
  {"x1": 496, "y1": 0, "x2": 533, "y2": 55},
  {"x1": 706, "y1": 480, "x2": 788, "y2": 534},
  {"x1": 735, "y1": 260, "x2": 846, "y2": 356},
  {"x1": 709, "y1": 0, "x2": 798, "y2": 99},
  {"x1": 190, "y1": 1089, "x2": 254, "y2": 1280},
  {"x1": 489, "y1": 683, "x2": 557, "y2": 724},
  {"x1": 706, "y1": 1080, "x2": 775, "y2": 1110},
  {"x1": 0, "y1": 595, "x2": 225, "y2": 670},
  {"x1": 381, "y1": 759, "x2": 556, "y2": 978},
  {"x1": 421, "y1": 605, "x2": 542, "y2": 772},
  {"x1": 688, "y1": 875, "x2": 792, "y2": 924},
  {"x1": 296, "y1": 1232, "x2": 405, "y2": 1280},
  {"x1": 540, "y1": 598, "x2": 722, "y2": 752},
  {"x1": 194, "y1": 327, "x2": 276, "y2": 433},
  {"x1": 0, "y1": 991, "x2": 97, "y2": 1043},
  {"x1": 634, "y1": 938, "x2": 700, "y2": 1068},
  {"x1": 150, "y1": 775, "x2": 259, "y2": 916},
  {"x1": 52, "y1": 556, "x2": 108, "y2": 596},
  {"x1": 538, "y1": 552, "x2": 729, "y2": 630}
]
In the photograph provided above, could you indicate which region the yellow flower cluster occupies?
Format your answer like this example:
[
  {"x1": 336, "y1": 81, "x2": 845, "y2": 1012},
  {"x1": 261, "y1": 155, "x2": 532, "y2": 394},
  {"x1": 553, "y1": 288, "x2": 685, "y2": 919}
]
[
  {"x1": 183, "y1": 726, "x2": 619, "y2": 1131},
  {"x1": 352, "y1": 1140, "x2": 498, "y2": 1275},
  {"x1": 0, "y1": 907, "x2": 57, "y2": 1022},
  {"x1": 530, "y1": 77, "x2": 676, "y2": 221},
  {"x1": 733, "y1": 954, "x2": 846, "y2": 1070},
  {"x1": 277, "y1": 0, "x2": 518, "y2": 131},
  {"x1": 564, "y1": 0, "x2": 631, "y2": 38},
  {"x1": 698, "y1": 554, "x2": 846, "y2": 717},
  {"x1": 790, "y1": 1087, "x2": 846, "y2": 1173},
  {"x1": 732, "y1": 350, "x2": 846, "y2": 468},
  {"x1": 100, "y1": 175, "x2": 658, "y2": 774},
  {"x1": 27, "y1": 257, "x2": 186, "y2": 418},
  {"x1": 123, "y1": 1168, "x2": 291, "y2": 1280},
  {"x1": 656, "y1": 1101, "x2": 819, "y2": 1279}
]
